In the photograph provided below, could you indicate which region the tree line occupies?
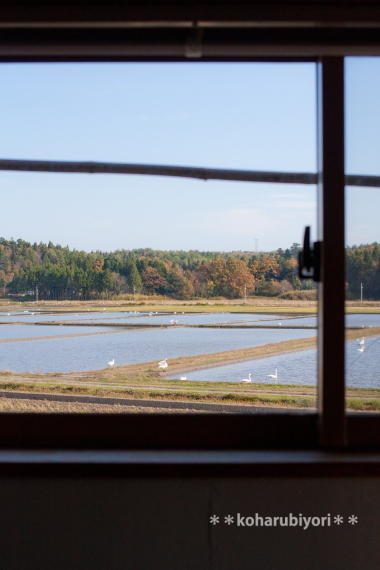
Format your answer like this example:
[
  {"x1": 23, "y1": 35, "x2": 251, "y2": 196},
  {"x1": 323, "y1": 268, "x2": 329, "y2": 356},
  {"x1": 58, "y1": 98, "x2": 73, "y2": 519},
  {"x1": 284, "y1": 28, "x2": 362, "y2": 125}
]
[
  {"x1": 346, "y1": 243, "x2": 380, "y2": 300},
  {"x1": 0, "y1": 237, "x2": 315, "y2": 300}
]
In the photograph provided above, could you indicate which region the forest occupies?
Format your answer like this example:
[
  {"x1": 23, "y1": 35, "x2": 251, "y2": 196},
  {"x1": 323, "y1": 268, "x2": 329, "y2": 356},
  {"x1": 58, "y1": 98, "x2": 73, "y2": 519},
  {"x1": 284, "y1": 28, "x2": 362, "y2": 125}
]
[{"x1": 0, "y1": 237, "x2": 377, "y2": 300}]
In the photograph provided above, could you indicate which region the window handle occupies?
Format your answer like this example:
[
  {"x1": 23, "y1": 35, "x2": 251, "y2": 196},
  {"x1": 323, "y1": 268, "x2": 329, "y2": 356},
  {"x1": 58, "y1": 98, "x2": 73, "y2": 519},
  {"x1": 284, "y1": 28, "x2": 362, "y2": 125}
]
[{"x1": 298, "y1": 226, "x2": 321, "y2": 282}]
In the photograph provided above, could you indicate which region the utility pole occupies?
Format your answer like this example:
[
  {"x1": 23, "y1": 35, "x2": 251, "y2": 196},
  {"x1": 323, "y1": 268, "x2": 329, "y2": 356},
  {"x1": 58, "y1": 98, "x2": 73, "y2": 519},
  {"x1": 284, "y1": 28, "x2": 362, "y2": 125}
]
[{"x1": 360, "y1": 283, "x2": 363, "y2": 302}]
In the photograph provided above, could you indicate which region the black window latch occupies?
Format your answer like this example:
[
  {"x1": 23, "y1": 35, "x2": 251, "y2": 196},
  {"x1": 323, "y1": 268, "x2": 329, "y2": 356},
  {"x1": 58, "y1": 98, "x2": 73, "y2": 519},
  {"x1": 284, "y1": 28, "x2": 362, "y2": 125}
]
[{"x1": 298, "y1": 226, "x2": 321, "y2": 282}]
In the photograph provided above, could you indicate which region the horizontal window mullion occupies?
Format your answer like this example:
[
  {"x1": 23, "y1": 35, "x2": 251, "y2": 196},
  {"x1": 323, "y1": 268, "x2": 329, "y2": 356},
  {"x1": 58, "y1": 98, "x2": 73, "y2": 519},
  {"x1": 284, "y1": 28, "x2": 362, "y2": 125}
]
[{"x1": 1, "y1": 159, "x2": 380, "y2": 187}]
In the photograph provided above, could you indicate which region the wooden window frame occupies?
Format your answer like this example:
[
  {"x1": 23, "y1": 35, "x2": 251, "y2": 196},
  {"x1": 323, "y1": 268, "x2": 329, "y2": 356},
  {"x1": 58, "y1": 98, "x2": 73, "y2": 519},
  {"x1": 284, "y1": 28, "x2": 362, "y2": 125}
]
[{"x1": 0, "y1": 19, "x2": 379, "y2": 451}]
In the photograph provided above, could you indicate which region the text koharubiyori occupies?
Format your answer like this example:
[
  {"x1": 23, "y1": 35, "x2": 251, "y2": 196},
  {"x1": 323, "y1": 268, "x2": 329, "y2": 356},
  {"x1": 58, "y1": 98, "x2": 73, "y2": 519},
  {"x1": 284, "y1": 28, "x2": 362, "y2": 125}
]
[{"x1": 209, "y1": 514, "x2": 358, "y2": 528}]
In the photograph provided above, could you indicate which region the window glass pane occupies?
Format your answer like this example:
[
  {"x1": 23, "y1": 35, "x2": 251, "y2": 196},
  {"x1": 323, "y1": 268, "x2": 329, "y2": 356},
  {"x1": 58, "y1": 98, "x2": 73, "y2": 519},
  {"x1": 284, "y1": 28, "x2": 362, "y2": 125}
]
[
  {"x1": 0, "y1": 63, "x2": 317, "y2": 414},
  {"x1": 345, "y1": 57, "x2": 380, "y2": 414}
]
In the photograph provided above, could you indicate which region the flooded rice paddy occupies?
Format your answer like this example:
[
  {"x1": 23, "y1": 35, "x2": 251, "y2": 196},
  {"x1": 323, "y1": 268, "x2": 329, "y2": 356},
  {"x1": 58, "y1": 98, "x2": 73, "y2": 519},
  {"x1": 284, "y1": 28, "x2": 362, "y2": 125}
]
[
  {"x1": 168, "y1": 337, "x2": 380, "y2": 389},
  {"x1": 0, "y1": 325, "x2": 315, "y2": 374},
  {"x1": 0, "y1": 311, "x2": 378, "y2": 387},
  {"x1": 1, "y1": 311, "x2": 379, "y2": 327}
]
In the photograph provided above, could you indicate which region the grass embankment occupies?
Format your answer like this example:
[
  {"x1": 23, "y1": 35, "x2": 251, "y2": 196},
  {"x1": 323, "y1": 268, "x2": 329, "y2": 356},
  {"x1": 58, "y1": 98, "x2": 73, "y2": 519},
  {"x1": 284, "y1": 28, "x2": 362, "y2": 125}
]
[
  {"x1": 3, "y1": 297, "x2": 380, "y2": 313},
  {"x1": 0, "y1": 326, "x2": 379, "y2": 411},
  {"x1": 0, "y1": 379, "x2": 378, "y2": 411}
]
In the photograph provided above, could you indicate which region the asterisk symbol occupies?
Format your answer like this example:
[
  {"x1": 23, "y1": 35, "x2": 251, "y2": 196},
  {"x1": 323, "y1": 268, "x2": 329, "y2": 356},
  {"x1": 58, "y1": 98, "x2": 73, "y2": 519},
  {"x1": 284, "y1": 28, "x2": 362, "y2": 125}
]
[
  {"x1": 210, "y1": 515, "x2": 219, "y2": 525},
  {"x1": 224, "y1": 515, "x2": 234, "y2": 525},
  {"x1": 348, "y1": 515, "x2": 358, "y2": 525},
  {"x1": 334, "y1": 515, "x2": 344, "y2": 525}
]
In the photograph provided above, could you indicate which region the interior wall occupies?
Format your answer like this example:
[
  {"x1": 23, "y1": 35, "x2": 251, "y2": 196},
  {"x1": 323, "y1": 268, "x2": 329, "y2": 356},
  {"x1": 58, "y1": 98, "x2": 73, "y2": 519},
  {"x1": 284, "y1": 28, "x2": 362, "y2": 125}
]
[{"x1": 0, "y1": 477, "x2": 378, "y2": 570}]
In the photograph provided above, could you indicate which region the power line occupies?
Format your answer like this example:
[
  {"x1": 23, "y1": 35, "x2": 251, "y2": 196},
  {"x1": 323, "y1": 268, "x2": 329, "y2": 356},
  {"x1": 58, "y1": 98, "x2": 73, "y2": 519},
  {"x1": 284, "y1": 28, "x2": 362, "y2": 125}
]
[{"x1": 345, "y1": 334, "x2": 380, "y2": 373}]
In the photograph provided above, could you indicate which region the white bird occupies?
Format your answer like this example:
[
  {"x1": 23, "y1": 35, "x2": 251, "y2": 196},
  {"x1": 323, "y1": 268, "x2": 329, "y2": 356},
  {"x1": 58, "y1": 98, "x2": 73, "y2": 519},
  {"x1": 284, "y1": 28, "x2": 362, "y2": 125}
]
[
  {"x1": 180, "y1": 376, "x2": 187, "y2": 380},
  {"x1": 158, "y1": 359, "x2": 168, "y2": 370},
  {"x1": 174, "y1": 320, "x2": 178, "y2": 324},
  {"x1": 169, "y1": 319, "x2": 174, "y2": 324},
  {"x1": 268, "y1": 369, "x2": 278, "y2": 379},
  {"x1": 357, "y1": 347, "x2": 364, "y2": 353},
  {"x1": 108, "y1": 359, "x2": 115, "y2": 367},
  {"x1": 358, "y1": 337, "x2": 365, "y2": 345},
  {"x1": 240, "y1": 373, "x2": 252, "y2": 383},
  {"x1": 278, "y1": 323, "x2": 282, "y2": 326}
]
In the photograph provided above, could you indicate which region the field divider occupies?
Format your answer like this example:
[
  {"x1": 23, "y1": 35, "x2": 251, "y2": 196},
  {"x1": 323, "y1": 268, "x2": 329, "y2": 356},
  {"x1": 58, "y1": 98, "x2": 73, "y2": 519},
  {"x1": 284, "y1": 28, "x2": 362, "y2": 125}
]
[{"x1": 0, "y1": 389, "x2": 309, "y2": 413}]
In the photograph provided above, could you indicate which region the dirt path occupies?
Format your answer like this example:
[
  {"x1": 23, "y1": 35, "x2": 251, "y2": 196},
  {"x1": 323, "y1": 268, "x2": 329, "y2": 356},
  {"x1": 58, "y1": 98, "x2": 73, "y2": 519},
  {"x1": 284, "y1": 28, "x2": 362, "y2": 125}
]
[
  {"x1": 0, "y1": 329, "x2": 130, "y2": 343},
  {"x1": 0, "y1": 390, "x2": 307, "y2": 414}
]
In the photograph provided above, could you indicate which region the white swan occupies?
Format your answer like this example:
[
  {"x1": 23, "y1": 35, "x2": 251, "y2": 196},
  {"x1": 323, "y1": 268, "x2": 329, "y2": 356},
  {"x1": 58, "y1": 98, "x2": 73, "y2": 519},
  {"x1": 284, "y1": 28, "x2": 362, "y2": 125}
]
[
  {"x1": 358, "y1": 337, "x2": 365, "y2": 345},
  {"x1": 268, "y1": 369, "x2": 278, "y2": 379},
  {"x1": 240, "y1": 373, "x2": 252, "y2": 383},
  {"x1": 158, "y1": 359, "x2": 168, "y2": 370},
  {"x1": 108, "y1": 359, "x2": 115, "y2": 367},
  {"x1": 180, "y1": 376, "x2": 187, "y2": 380},
  {"x1": 357, "y1": 347, "x2": 364, "y2": 353}
]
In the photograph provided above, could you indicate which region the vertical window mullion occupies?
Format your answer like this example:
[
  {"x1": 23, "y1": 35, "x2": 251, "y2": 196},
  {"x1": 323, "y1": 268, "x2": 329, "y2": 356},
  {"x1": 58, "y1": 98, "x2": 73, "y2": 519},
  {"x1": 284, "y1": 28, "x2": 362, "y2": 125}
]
[{"x1": 317, "y1": 57, "x2": 347, "y2": 447}]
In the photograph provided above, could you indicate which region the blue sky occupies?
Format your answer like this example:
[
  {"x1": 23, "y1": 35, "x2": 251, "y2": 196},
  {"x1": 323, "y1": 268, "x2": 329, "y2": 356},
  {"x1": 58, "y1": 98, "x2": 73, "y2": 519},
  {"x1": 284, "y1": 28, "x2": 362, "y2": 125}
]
[{"x1": 0, "y1": 60, "x2": 378, "y2": 252}]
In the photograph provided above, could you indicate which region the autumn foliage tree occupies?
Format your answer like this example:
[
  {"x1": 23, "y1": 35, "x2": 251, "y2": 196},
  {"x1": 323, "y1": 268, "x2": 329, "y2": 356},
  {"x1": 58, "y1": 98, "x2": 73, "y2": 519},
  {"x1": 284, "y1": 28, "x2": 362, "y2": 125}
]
[
  {"x1": 249, "y1": 254, "x2": 281, "y2": 280},
  {"x1": 142, "y1": 266, "x2": 167, "y2": 293},
  {"x1": 198, "y1": 257, "x2": 254, "y2": 298}
]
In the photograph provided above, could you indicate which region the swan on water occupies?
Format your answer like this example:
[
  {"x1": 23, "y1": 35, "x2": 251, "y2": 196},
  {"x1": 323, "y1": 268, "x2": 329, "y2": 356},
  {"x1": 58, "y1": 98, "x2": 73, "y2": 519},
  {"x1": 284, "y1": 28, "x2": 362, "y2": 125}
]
[
  {"x1": 180, "y1": 376, "x2": 187, "y2": 380},
  {"x1": 158, "y1": 359, "x2": 168, "y2": 370},
  {"x1": 108, "y1": 359, "x2": 115, "y2": 367},
  {"x1": 357, "y1": 347, "x2": 364, "y2": 353},
  {"x1": 357, "y1": 337, "x2": 365, "y2": 345},
  {"x1": 268, "y1": 369, "x2": 278, "y2": 379},
  {"x1": 240, "y1": 373, "x2": 252, "y2": 383}
]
